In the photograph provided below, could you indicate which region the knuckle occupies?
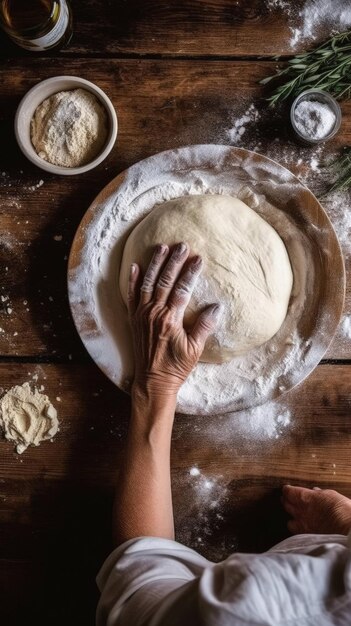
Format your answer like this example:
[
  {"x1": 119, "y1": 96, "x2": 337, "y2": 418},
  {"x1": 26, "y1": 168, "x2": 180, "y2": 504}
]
[
  {"x1": 141, "y1": 275, "x2": 154, "y2": 292},
  {"x1": 199, "y1": 320, "x2": 212, "y2": 333},
  {"x1": 323, "y1": 489, "x2": 337, "y2": 498},
  {"x1": 299, "y1": 491, "x2": 310, "y2": 505},
  {"x1": 199, "y1": 315, "x2": 214, "y2": 332},
  {"x1": 157, "y1": 272, "x2": 173, "y2": 289},
  {"x1": 175, "y1": 280, "x2": 191, "y2": 296}
]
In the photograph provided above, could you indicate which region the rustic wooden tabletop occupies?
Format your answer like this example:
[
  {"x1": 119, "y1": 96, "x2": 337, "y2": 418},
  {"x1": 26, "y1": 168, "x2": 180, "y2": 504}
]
[{"x1": 1, "y1": 1, "x2": 351, "y2": 624}]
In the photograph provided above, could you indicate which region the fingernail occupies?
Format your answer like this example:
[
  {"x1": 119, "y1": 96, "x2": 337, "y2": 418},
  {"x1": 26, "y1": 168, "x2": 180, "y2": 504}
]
[
  {"x1": 156, "y1": 243, "x2": 168, "y2": 255},
  {"x1": 211, "y1": 304, "x2": 221, "y2": 317},
  {"x1": 176, "y1": 242, "x2": 187, "y2": 255},
  {"x1": 130, "y1": 263, "x2": 136, "y2": 276},
  {"x1": 192, "y1": 255, "x2": 202, "y2": 268}
]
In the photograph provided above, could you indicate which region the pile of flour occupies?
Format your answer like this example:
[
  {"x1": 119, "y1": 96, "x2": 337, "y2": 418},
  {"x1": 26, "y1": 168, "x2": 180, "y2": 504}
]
[
  {"x1": 31, "y1": 88, "x2": 108, "y2": 168},
  {"x1": 0, "y1": 382, "x2": 59, "y2": 454}
]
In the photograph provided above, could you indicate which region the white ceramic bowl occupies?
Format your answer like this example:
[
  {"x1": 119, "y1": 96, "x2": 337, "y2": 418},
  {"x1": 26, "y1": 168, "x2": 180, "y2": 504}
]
[{"x1": 14, "y1": 76, "x2": 118, "y2": 175}]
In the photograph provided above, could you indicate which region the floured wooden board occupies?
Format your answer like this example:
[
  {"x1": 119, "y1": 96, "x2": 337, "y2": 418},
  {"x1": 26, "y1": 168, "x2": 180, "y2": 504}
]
[{"x1": 67, "y1": 145, "x2": 345, "y2": 415}]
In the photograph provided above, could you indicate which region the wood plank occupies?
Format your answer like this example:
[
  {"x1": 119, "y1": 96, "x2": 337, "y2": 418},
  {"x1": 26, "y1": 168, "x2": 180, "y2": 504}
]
[
  {"x1": 1, "y1": 58, "x2": 350, "y2": 359},
  {"x1": 0, "y1": 556, "x2": 101, "y2": 625},
  {"x1": 0, "y1": 362, "x2": 350, "y2": 540},
  {"x1": 0, "y1": 360, "x2": 350, "y2": 621},
  {"x1": 0, "y1": 0, "x2": 327, "y2": 59}
]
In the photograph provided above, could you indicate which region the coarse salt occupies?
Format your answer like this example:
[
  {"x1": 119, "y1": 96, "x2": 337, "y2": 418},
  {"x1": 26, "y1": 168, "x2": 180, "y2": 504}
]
[{"x1": 294, "y1": 100, "x2": 336, "y2": 140}]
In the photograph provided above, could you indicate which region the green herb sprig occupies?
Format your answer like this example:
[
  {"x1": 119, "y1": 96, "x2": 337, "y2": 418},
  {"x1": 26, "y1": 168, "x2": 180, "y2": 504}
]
[
  {"x1": 322, "y1": 146, "x2": 351, "y2": 196},
  {"x1": 261, "y1": 30, "x2": 351, "y2": 107}
]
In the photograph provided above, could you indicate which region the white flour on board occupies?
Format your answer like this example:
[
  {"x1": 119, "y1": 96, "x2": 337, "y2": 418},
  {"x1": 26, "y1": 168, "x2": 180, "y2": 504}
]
[
  {"x1": 179, "y1": 397, "x2": 291, "y2": 547},
  {"x1": 225, "y1": 101, "x2": 351, "y2": 259},
  {"x1": 265, "y1": 0, "x2": 351, "y2": 48},
  {"x1": 289, "y1": 0, "x2": 351, "y2": 48},
  {"x1": 227, "y1": 105, "x2": 260, "y2": 143},
  {"x1": 68, "y1": 145, "x2": 338, "y2": 417},
  {"x1": 341, "y1": 315, "x2": 351, "y2": 340},
  {"x1": 178, "y1": 467, "x2": 229, "y2": 550},
  {"x1": 322, "y1": 191, "x2": 351, "y2": 258},
  {"x1": 265, "y1": 0, "x2": 291, "y2": 12}
]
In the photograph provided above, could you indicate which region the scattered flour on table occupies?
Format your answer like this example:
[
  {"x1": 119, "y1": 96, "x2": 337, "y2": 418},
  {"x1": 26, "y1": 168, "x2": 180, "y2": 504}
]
[
  {"x1": 196, "y1": 401, "x2": 292, "y2": 444},
  {"x1": 265, "y1": 0, "x2": 291, "y2": 12},
  {"x1": 341, "y1": 315, "x2": 351, "y2": 340},
  {"x1": 264, "y1": 0, "x2": 351, "y2": 50},
  {"x1": 0, "y1": 382, "x2": 59, "y2": 454},
  {"x1": 322, "y1": 191, "x2": 351, "y2": 257},
  {"x1": 289, "y1": 0, "x2": 351, "y2": 48},
  {"x1": 225, "y1": 101, "x2": 325, "y2": 185},
  {"x1": 227, "y1": 104, "x2": 260, "y2": 143},
  {"x1": 235, "y1": 402, "x2": 291, "y2": 440},
  {"x1": 179, "y1": 400, "x2": 292, "y2": 549},
  {"x1": 27, "y1": 179, "x2": 44, "y2": 192},
  {"x1": 225, "y1": 103, "x2": 351, "y2": 260},
  {"x1": 181, "y1": 468, "x2": 229, "y2": 550}
]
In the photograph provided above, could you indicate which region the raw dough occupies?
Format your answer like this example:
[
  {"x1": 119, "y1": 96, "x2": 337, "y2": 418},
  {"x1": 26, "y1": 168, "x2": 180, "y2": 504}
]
[
  {"x1": 0, "y1": 383, "x2": 59, "y2": 454},
  {"x1": 119, "y1": 194, "x2": 293, "y2": 363}
]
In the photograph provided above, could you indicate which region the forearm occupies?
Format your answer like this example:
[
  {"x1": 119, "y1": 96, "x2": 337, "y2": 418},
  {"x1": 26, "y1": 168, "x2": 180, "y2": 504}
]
[{"x1": 113, "y1": 388, "x2": 176, "y2": 546}]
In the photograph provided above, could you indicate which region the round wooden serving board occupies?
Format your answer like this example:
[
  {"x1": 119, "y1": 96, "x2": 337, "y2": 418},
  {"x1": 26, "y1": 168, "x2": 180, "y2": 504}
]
[{"x1": 67, "y1": 145, "x2": 345, "y2": 415}]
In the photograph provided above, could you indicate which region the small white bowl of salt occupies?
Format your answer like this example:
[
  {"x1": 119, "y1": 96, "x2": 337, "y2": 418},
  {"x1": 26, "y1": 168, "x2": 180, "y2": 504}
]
[{"x1": 290, "y1": 89, "x2": 341, "y2": 145}]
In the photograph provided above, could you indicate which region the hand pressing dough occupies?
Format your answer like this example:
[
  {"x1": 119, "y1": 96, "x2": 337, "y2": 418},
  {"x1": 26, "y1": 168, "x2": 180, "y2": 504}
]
[
  {"x1": 119, "y1": 195, "x2": 293, "y2": 363},
  {"x1": 0, "y1": 383, "x2": 59, "y2": 454}
]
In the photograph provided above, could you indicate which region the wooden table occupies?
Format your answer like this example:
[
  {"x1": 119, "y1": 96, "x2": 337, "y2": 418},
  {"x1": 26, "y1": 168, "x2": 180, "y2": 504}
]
[{"x1": 1, "y1": 2, "x2": 350, "y2": 624}]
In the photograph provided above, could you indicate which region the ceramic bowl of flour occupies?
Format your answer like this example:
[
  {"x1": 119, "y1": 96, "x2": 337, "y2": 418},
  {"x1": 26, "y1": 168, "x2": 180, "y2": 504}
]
[{"x1": 14, "y1": 76, "x2": 118, "y2": 175}]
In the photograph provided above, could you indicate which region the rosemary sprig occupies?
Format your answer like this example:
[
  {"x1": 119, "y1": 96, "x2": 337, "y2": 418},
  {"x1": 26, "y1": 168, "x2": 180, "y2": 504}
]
[
  {"x1": 261, "y1": 30, "x2": 351, "y2": 106},
  {"x1": 322, "y1": 146, "x2": 351, "y2": 196}
]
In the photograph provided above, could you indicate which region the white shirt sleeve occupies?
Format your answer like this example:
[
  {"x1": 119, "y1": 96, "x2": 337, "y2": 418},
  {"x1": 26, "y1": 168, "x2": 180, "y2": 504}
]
[
  {"x1": 96, "y1": 534, "x2": 351, "y2": 626},
  {"x1": 96, "y1": 537, "x2": 210, "y2": 626}
]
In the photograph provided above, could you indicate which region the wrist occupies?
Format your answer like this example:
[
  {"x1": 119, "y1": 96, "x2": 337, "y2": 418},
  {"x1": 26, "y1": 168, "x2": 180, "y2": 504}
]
[
  {"x1": 132, "y1": 384, "x2": 177, "y2": 423},
  {"x1": 132, "y1": 376, "x2": 179, "y2": 404}
]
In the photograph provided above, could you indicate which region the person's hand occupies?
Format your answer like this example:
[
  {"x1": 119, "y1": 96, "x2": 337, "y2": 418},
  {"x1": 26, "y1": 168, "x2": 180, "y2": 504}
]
[
  {"x1": 127, "y1": 242, "x2": 220, "y2": 400},
  {"x1": 282, "y1": 485, "x2": 351, "y2": 535}
]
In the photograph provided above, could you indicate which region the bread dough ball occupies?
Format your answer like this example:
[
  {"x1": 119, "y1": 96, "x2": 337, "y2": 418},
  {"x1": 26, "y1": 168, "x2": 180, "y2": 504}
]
[{"x1": 119, "y1": 195, "x2": 293, "y2": 363}]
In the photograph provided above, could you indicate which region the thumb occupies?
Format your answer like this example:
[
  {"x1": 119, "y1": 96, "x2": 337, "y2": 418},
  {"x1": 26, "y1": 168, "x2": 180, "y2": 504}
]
[{"x1": 189, "y1": 304, "x2": 221, "y2": 348}]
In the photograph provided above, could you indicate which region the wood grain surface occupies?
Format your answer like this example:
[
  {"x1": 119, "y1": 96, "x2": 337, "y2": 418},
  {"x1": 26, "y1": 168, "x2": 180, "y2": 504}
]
[
  {"x1": 1, "y1": 2, "x2": 351, "y2": 625},
  {"x1": 1, "y1": 59, "x2": 351, "y2": 358},
  {"x1": 0, "y1": 361, "x2": 350, "y2": 624},
  {"x1": 0, "y1": 0, "x2": 330, "y2": 58}
]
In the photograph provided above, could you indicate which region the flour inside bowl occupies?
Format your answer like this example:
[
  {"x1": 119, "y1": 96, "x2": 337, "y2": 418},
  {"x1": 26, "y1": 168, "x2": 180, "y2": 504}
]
[{"x1": 31, "y1": 88, "x2": 108, "y2": 168}]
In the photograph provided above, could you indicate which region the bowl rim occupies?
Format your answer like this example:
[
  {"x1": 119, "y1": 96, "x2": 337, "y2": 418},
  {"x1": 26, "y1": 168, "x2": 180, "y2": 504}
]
[
  {"x1": 290, "y1": 88, "x2": 342, "y2": 145},
  {"x1": 14, "y1": 75, "x2": 118, "y2": 175}
]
